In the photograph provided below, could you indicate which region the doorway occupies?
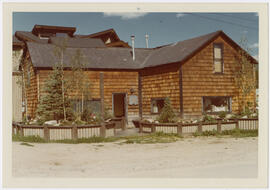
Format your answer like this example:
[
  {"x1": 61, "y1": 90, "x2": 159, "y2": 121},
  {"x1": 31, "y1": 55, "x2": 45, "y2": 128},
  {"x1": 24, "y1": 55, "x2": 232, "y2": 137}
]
[{"x1": 112, "y1": 93, "x2": 126, "y2": 118}]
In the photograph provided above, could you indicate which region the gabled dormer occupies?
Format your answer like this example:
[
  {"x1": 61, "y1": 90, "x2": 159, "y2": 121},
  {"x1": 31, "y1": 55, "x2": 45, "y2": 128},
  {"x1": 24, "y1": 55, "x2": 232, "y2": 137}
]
[{"x1": 32, "y1": 24, "x2": 76, "y2": 39}]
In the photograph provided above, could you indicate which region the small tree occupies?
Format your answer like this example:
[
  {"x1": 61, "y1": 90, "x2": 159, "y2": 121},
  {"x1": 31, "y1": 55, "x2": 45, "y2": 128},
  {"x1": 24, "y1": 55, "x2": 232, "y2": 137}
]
[
  {"x1": 70, "y1": 49, "x2": 92, "y2": 117},
  {"x1": 36, "y1": 66, "x2": 72, "y2": 123},
  {"x1": 157, "y1": 98, "x2": 176, "y2": 123},
  {"x1": 54, "y1": 38, "x2": 68, "y2": 121},
  {"x1": 234, "y1": 36, "x2": 257, "y2": 113}
]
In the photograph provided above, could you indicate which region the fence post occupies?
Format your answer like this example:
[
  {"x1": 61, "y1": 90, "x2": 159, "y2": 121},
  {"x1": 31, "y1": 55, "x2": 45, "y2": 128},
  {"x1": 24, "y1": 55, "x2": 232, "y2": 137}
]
[
  {"x1": 72, "y1": 125, "x2": 78, "y2": 140},
  {"x1": 151, "y1": 123, "x2": 156, "y2": 133},
  {"x1": 198, "y1": 121, "x2": 202, "y2": 134},
  {"x1": 122, "y1": 117, "x2": 126, "y2": 131},
  {"x1": 44, "y1": 125, "x2": 49, "y2": 142},
  {"x1": 217, "y1": 118, "x2": 222, "y2": 133},
  {"x1": 100, "y1": 125, "x2": 106, "y2": 138},
  {"x1": 177, "y1": 122, "x2": 182, "y2": 136},
  {"x1": 139, "y1": 121, "x2": 142, "y2": 133},
  {"x1": 235, "y1": 118, "x2": 239, "y2": 130},
  {"x1": 15, "y1": 125, "x2": 18, "y2": 135},
  {"x1": 19, "y1": 126, "x2": 24, "y2": 137}
]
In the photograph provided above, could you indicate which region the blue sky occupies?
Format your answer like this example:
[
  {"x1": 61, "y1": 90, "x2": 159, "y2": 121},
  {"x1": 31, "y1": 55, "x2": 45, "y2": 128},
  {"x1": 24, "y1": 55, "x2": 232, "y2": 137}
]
[{"x1": 13, "y1": 12, "x2": 259, "y2": 59}]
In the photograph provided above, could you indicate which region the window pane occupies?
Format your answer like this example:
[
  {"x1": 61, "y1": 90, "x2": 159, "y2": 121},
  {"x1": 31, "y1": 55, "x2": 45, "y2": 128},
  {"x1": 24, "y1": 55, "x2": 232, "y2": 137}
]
[
  {"x1": 214, "y1": 60, "x2": 222, "y2": 73},
  {"x1": 151, "y1": 98, "x2": 165, "y2": 113},
  {"x1": 203, "y1": 97, "x2": 231, "y2": 113},
  {"x1": 214, "y1": 46, "x2": 222, "y2": 59}
]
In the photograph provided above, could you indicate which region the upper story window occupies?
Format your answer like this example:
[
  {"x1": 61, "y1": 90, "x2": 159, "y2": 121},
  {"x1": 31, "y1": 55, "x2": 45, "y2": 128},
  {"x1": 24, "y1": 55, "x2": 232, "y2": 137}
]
[
  {"x1": 56, "y1": 33, "x2": 68, "y2": 37},
  {"x1": 213, "y1": 43, "x2": 224, "y2": 73}
]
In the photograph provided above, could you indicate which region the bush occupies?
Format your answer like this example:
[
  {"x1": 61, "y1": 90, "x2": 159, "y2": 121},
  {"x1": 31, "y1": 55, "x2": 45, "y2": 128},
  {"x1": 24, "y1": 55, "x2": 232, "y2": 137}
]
[
  {"x1": 157, "y1": 98, "x2": 176, "y2": 123},
  {"x1": 218, "y1": 111, "x2": 227, "y2": 120},
  {"x1": 81, "y1": 107, "x2": 92, "y2": 122},
  {"x1": 202, "y1": 114, "x2": 216, "y2": 123}
]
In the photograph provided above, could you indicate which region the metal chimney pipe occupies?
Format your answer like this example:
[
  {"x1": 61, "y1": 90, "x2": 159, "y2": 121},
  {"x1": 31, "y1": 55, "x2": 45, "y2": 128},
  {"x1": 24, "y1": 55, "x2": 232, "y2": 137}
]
[
  {"x1": 145, "y1": 34, "x2": 149, "y2": 48},
  {"x1": 131, "y1": 35, "x2": 135, "y2": 61}
]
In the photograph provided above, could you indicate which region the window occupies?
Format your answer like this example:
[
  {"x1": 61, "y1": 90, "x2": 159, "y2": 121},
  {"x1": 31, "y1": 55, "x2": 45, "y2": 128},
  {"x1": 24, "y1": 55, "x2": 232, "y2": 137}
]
[
  {"x1": 56, "y1": 33, "x2": 68, "y2": 37},
  {"x1": 71, "y1": 99, "x2": 101, "y2": 113},
  {"x1": 213, "y1": 43, "x2": 223, "y2": 73},
  {"x1": 151, "y1": 98, "x2": 165, "y2": 114},
  {"x1": 202, "y1": 96, "x2": 231, "y2": 113}
]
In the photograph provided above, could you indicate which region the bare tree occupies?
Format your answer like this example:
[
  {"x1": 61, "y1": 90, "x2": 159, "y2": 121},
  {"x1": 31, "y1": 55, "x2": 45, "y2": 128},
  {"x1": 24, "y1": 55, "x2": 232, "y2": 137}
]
[
  {"x1": 70, "y1": 49, "x2": 91, "y2": 117},
  {"x1": 234, "y1": 35, "x2": 257, "y2": 113}
]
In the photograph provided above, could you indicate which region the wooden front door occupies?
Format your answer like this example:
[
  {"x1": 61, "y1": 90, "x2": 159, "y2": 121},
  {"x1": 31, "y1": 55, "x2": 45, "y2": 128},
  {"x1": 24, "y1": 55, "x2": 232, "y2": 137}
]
[{"x1": 113, "y1": 93, "x2": 126, "y2": 117}]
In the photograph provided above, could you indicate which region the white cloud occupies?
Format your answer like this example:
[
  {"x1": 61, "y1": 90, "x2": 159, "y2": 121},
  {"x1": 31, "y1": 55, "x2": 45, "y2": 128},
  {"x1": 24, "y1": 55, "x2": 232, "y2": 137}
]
[
  {"x1": 249, "y1": 43, "x2": 258, "y2": 49},
  {"x1": 103, "y1": 12, "x2": 148, "y2": 20},
  {"x1": 241, "y1": 30, "x2": 248, "y2": 34},
  {"x1": 176, "y1": 13, "x2": 186, "y2": 18}
]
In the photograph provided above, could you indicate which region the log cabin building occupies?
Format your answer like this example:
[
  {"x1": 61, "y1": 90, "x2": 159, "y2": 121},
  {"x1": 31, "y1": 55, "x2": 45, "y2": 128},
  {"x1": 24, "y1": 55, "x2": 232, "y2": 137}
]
[{"x1": 13, "y1": 24, "x2": 257, "y2": 125}]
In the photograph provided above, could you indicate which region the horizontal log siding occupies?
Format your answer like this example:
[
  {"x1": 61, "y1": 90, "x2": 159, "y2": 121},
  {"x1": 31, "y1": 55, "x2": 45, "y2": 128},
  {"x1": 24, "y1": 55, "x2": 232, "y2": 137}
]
[
  {"x1": 141, "y1": 66, "x2": 180, "y2": 115},
  {"x1": 23, "y1": 54, "x2": 38, "y2": 119},
  {"x1": 181, "y1": 36, "x2": 256, "y2": 116},
  {"x1": 38, "y1": 70, "x2": 139, "y2": 115}
]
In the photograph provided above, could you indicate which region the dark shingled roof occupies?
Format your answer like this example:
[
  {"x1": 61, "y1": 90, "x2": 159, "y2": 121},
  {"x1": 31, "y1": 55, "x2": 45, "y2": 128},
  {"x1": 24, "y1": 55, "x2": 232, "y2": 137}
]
[
  {"x1": 141, "y1": 31, "x2": 221, "y2": 68},
  {"x1": 25, "y1": 30, "x2": 257, "y2": 70},
  {"x1": 49, "y1": 37, "x2": 106, "y2": 48},
  {"x1": 15, "y1": 31, "x2": 48, "y2": 44},
  {"x1": 26, "y1": 42, "x2": 152, "y2": 69}
]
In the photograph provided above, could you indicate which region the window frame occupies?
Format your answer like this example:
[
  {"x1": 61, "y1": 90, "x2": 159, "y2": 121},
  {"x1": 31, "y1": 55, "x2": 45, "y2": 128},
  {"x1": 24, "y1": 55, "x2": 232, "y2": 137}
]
[
  {"x1": 202, "y1": 96, "x2": 232, "y2": 114},
  {"x1": 213, "y1": 43, "x2": 224, "y2": 74},
  {"x1": 151, "y1": 97, "x2": 166, "y2": 114}
]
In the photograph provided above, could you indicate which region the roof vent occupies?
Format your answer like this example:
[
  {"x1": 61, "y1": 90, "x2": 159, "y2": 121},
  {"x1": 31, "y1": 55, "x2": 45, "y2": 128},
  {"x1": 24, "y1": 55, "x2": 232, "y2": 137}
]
[
  {"x1": 131, "y1": 35, "x2": 135, "y2": 61},
  {"x1": 145, "y1": 34, "x2": 149, "y2": 48}
]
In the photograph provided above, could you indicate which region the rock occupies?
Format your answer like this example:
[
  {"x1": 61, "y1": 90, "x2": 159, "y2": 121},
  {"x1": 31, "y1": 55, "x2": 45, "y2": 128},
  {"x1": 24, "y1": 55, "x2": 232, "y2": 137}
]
[
  {"x1": 225, "y1": 114, "x2": 233, "y2": 119},
  {"x1": 241, "y1": 115, "x2": 248, "y2": 119},
  {"x1": 250, "y1": 113, "x2": 257, "y2": 117},
  {"x1": 105, "y1": 119, "x2": 111, "y2": 122},
  {"x1": 44, "y1": 120, "x2": 58, "y2": 126},
  {"x1": 154, "y1": 120, "x2": 159, "y2": 124},
  {"x1": 146, "y1": 119, "x2": 154, "y2": 123},
  {"x1": 192, "y1": 120, "x2": 198, "y2": 124}
]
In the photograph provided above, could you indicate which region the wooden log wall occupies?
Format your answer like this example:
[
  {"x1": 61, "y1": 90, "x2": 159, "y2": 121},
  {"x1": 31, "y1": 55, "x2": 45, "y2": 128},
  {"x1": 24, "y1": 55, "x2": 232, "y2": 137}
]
[
  {"x1": 181, "y1": 36, "x2": 256, "y2": 116},
  {"x1": 37, "y1": 70, "x2": 139, "y2": 117},
  {"x1": 140, "y1": 65, "x2": 180, "y2": 116},
  {"x1": 23, "y1": 52, "x2": 38, "y2": 119}
]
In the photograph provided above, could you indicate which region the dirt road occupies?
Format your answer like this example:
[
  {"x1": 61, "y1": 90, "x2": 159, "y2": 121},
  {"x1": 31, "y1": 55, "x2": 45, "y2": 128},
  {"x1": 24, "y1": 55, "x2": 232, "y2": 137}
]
[{"x1": 12, "y1": 136, "x2": 258, "y2": 178}]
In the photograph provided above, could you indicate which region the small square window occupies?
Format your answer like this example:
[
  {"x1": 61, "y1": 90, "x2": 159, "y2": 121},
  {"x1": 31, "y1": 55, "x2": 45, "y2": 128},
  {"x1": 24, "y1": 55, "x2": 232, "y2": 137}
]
[{"x1": 151, "y1": 98, "x2": 165, "y2": 114}]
